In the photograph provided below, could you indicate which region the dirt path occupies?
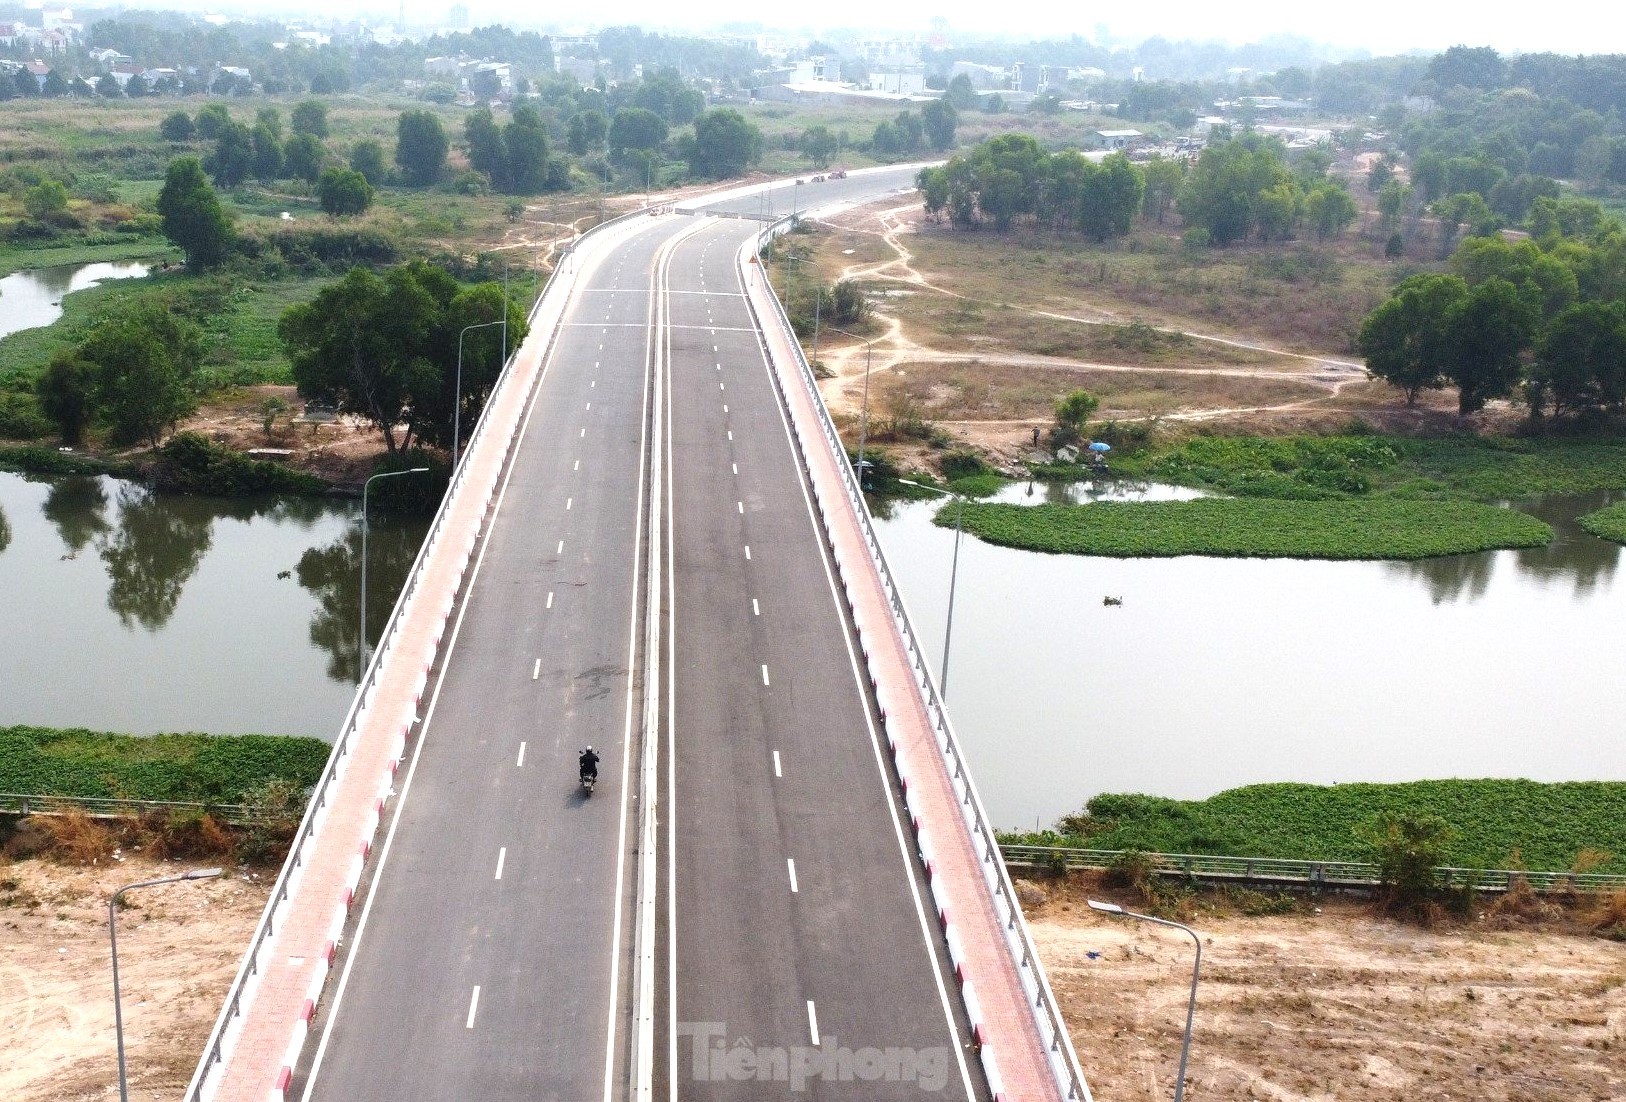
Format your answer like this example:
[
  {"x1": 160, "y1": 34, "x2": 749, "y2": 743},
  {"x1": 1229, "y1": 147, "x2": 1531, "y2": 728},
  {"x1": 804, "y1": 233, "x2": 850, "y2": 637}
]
[
  {"x1": 811, "y1": 199, "x2": 1371, "y2": 437},
  {"x1": 1025, "y1": 877, "x2": 1626, "y2": 1102},
  {"x1": 0, "y1": 857, "x2": 270, "y2": 1102}
]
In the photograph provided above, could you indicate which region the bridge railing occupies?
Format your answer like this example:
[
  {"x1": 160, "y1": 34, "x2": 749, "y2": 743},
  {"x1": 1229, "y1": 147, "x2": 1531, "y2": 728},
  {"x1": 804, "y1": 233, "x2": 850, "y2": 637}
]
[
  {"x1": 0, "y1": 792, "x2": 270, "y2": 823},
  {"x1": 999, "y1": 844, "x2": 1626, "y2": 894},
  {"x1": 183, "y1": 205, "x2": 652, "y2": 1102},
  {"x1": 751, "y1": 218, "x2": 1092, "y2": 1102}
]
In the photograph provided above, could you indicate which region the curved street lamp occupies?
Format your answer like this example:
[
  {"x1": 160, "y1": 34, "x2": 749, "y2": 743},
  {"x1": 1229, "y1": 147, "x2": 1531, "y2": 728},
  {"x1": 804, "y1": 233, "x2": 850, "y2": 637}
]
[
  {"x1": 1089, "y1": 899, "x2": 1203, "y2": 1102},
  {"x1": 897, "y1": 478, "x2": 966, "y2": 699},
  {"x1": 359, "y1": 467, "x2": 430, "y2": 681},
  {"x1": 455, "y1": 319, "x2": 507, "y2": 471},
  {"x1": 111, "y1": 868, "x2": 223, "y2": 1102}
]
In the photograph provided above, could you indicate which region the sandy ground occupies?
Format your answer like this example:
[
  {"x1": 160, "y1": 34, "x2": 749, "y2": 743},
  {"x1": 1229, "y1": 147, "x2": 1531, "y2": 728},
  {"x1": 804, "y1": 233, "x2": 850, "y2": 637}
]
[
  {"x1": 1026, "y1": 875, "x2": 1626, "y2": 1102},
  {"x1": 0, "y1": 856, "x2": 271, "y2": 1102}
]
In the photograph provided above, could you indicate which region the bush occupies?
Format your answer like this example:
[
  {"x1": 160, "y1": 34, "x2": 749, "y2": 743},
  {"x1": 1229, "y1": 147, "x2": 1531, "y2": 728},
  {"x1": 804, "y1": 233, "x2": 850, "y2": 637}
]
[
  {"x1": 0, "y1": 391, "x2": 53, "y2": 440},
  {"x1": 149, "y1": 432, "x2": 327, "y2": 495},
  {"x1": 1363, "y1": 812, "x2": 1454, "y2": 919}
]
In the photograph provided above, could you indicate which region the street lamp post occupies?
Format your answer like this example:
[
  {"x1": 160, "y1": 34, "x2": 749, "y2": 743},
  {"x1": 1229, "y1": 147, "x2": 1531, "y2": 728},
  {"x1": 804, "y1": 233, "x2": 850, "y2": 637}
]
[
  {"x1": 782, "y1": 254, "x2": 820, "y2": 371},
  {"x1": 359, "y1": 467, "x2": 430, "y2": 682},
  {"x1": 898, "y1": 478, "x2": 965, "y2": 698},
  {"x1": 1088, "y1": 900, "x2": 1202, "y2": 1102},
  {"x1": 455, "y1": 320, "x2": 506, "y2": 470},
  {"x1": 110, "y1": 868, "x2": 222, "y2": 1102}
]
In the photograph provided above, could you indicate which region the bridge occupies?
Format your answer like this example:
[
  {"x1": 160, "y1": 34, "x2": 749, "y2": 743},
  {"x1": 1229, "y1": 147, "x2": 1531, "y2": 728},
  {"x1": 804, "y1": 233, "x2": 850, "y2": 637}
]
[{"x1": 185, "y1": 168, "x2": 1090, "y2": 1102}]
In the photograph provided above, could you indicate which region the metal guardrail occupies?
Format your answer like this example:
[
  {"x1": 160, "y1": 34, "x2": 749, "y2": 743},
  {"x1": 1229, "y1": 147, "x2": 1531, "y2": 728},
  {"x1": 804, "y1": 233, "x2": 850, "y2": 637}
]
[
  {"x1": 182, "y1": 204, "x2": 654, "y2": 1102},
  {"x1": 0, "y1": 792, "x2": 274, "y2": 823},
  {"x1": 999, "y1": 845, "x2": 1626, "y2": 894},
  {"x1": 750, "y1": 219, "x2": 1093, "y2": 1102}
]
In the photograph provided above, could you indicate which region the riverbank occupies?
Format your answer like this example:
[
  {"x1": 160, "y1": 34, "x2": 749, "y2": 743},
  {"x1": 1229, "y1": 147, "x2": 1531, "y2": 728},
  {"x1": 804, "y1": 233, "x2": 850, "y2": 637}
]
[
  {"x1": 1002, "y1": 780, "x2": 1626, "y2": 874},
  {"x1": 0, "y1": 725, "x2": 328, "y2": 805},
  {"x1": 1027, "y1": 872, "x2": 1626, "y2": 1102},
  {"x1": 1580, "y1": 501, "x2": 1626, "y2": 543}
]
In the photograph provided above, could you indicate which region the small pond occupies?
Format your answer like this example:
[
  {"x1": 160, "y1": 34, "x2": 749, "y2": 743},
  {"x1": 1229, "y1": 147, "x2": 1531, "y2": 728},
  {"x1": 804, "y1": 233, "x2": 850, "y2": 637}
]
[{"x1": 0, "y1": 260, "x2": 152, "y2": 341}]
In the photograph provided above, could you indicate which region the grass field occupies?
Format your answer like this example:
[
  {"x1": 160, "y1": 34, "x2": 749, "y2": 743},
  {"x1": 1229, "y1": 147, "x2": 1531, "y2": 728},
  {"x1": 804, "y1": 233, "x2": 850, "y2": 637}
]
[
  {"x1": 942, "y1": 497, "x2": 1552, "y2": 559},
  {"x1": 1000, "y1": 780, "x2": 1626, "y2": 874}
]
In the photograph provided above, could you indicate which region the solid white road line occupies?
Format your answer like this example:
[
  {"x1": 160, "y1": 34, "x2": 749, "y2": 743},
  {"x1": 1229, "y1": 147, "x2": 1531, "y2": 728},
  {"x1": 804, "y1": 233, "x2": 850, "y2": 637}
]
[
  {"x1": 494, "y1": 848, "x2": 506, "y2": 880},
  {"x1": 532, "y1": 659, "x2": 541, "y2": 680},
  {"x1": 772, "y1": 750, "x2": 781, "y2": 777},
  {"x1": 466, "y1": 986, "x2": 481, "y2": 1029},
  {"x1": 761, "y1": 664, "x2": 770, "y2": 687},
  {"x1": 517, "y1": 742, "x2": 527, "y2": 767},
  {"x1": 787, "y1": 858, "x2": 799, "y2": 894},
  {"x1": 807, "y1": 1000, "x2": 820, "y2": 1046}
]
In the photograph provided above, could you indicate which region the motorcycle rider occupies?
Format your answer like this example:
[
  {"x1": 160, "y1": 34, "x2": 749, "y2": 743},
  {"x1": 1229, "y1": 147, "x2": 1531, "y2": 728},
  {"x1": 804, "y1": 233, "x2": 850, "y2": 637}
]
[{"x1": 579, "y1": 746, "x2": 600, "y2": 783}]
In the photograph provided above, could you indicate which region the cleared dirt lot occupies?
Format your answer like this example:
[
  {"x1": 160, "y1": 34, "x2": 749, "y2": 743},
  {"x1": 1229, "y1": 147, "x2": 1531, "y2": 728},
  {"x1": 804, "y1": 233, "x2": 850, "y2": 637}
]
[{"x1": 1026, "y1": 874, "x2": 1626, "y2": 1102}]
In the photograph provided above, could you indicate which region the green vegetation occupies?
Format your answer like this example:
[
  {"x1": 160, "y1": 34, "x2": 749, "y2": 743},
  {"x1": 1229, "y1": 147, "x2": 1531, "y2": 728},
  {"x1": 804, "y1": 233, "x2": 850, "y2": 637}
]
[
  {"x1": 942, "y1": 497, "x2": 1550, "y2": 559},
  {"x1": 1003, "y1": 780, "x2": 1626, "y2": 874},
  {"x1": 1578, "y1": 501, "x2": 1626, "y2": 543},
  {"x1": 149, "y1": 432, "x2": 326, "y2": 495},
  {"x1": 0, "y1": 724, "x2": 329, "y2": 805}
]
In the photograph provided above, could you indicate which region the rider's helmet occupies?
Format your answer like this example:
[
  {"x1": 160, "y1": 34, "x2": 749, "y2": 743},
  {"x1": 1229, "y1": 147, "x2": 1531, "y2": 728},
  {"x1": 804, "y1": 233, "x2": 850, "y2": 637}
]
[{"x1": 584, "y1": 745, "x2": 593, "y2": 753}]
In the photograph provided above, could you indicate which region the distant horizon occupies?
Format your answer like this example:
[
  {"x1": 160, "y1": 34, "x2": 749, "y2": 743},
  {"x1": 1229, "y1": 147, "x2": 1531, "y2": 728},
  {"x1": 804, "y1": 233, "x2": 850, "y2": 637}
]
[{"x1": 49, "y1": 0, "x2": 1625, "y2": 62}]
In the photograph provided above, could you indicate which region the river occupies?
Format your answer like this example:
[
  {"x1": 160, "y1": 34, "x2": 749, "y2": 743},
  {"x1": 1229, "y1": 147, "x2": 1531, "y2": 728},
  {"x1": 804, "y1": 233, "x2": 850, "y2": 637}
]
[
  {"x1": 871, "y1": 479, "x2": 1626, "y2": 830},
  {"x1": 0, "y1": 470, "x2": 426, "y2": 738},
  {"x1": 0, "y1": 260, "x2": 151, "y2": 341}
]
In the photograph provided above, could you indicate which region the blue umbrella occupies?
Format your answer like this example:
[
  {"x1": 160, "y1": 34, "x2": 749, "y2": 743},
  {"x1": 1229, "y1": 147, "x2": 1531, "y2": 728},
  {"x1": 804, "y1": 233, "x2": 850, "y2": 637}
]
[{"x1": 1088, "y1": 441, "x2": 1111, "y2": 452}]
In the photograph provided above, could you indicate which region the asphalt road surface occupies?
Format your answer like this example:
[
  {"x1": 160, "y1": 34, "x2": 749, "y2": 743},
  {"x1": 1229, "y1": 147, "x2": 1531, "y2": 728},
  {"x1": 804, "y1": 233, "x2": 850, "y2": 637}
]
[{"x1": 291, "y1": 172, "x2": 987, "y2": 1102}]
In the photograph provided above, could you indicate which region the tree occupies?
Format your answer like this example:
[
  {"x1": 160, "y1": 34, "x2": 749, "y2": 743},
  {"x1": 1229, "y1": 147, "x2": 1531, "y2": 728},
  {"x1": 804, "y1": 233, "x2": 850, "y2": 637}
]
[
  {"x1": 1362, "y1": 812, "x2": 1454, "y2": 918},
  {"x1": 1141, "y1": 156, "x2": 1184, "y2": 224},
  {"x1": 608, "y1": 107, "x2": 667, "y2": 161},
  {"x1": 255, "y1": 107, "x2": 283, "y2": 140},
  {"x1": 688, "y1": 108, "x2": 762, "y2": 180},
  {"x1": 317, "y1": 166, "x2": 374, "y2": 216},
  {"x1": 195, "y1": 102, "x2": 230, "y2": 140},
  {"x1": 1305, "y1": 183, "x2": 1358, "y2": 240},
  {"x1": 291, "y1": 99, "x2": 329, "y2": 138},
  {"x1": 1532, "y1": 301, "x2": 1626, "y2": 418},
  {"x1": 283, "y1": 132, "x2": 326, "y2": 184},
  {"x1": 566, "y1": 110, "x2": 607, "y2": 156},
  {"x1": 37, "y1": 351, "x2": 95, "y2": 444},
  {"x1": 1439, "y1": 277, "x2": 1539, "y2": 416},
  {"x1": 156, "y1": 156, "x2": 233, "y2": 271},
  {"x1": 208, "y1": 121, "x2": 253, "y2": 188},
  {"x1": 1358, "y1": 274, "x2": 1465, "y2": 404},
  {"x1": 42, "y1": 70, "x2": 70, "y2": 98},
  {"x1": 504, "y1": 105, "x2": 549, "y2": 194},
  {"x1": 801, "y1": 125, "x2": 838, "y2": 169},
  {"x1": 77, "y1": 305, "x2": 202, "y2": 446},
  {"x1": 159, "y1": 110, "x2": 196, "y2": 142},
  {"x1": 1078, "y1": 154, "x2": 1144, "y2": 242},
  {"x1": 921, "y1": 98, "x2": 957, "y2": 152},
  {"x1": 251, "y1": 122, "x2": 284, "y2": 183},
  {"x1": 465, "y1": 107, "x2": 509, "y2": 189},
  {"x1": 1052, "y1": 389, "x2": 1099, "y2": 447},
  {"x1": 279, "y1": 265, "x2": 443, "y2": 455},
  {"x1": 1377, "y1": 179, "x2": 1411, "y2": 232},
  {"x1": 95, "y1": 74, "x2": 122, "y2": 99},
  {"x1": 945, "y1": 73, "x2": 977, "y2": 110},
  {"x1": 13, "y1": 70, "x2": 39, "y2": 97},
  {"x1": 124, "y1": 73, "x2": 149, "y2": 98},
  {"x1": 23, "y1": 179, "x2": 69, "y2": 221},
  {"x1": 1427, "y1": 45, "x2": 1506, "y2": 91},
  {"x1": 349, "y1": 138, "x2": 388, "y2": 186},
  {"x1": 395, "y1": 109, "x2": 448, "y2": 187}
]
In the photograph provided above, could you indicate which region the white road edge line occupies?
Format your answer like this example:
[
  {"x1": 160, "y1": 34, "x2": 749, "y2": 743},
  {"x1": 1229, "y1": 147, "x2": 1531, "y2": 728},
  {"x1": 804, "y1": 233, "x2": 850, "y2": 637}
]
[{"x1": 466, "y1": 986, "x2": 480, "y2": 1029}]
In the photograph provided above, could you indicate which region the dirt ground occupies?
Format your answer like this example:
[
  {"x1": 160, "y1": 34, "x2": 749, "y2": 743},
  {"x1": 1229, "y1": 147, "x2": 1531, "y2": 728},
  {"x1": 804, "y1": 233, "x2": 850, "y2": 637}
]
[
  {"x1": 1026, "y1": 874, "x2": 1626, "y2": 1102},
  {"x1": 0, "y1": 855, "x2": 271, "y2": 1102}
]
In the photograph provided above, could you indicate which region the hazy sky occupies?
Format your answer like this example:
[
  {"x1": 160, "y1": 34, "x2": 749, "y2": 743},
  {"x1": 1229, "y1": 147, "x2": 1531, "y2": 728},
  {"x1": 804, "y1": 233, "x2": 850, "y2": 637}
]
[{"x1": 461, "y1": 1, "x2": 1619, "y2": 58}]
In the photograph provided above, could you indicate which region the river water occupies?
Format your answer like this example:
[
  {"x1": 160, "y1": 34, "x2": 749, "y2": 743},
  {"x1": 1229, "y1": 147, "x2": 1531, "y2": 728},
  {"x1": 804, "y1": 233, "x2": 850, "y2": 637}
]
[
  {"x1": 872, "y1": 479, "x2": 1626, "y2": 830},
  {"x1": 0, "y1": 261, "x2": 151, "y2": 341},
  {"x1": 0, "y1": 471, "x2": 426, "y2": 738}
]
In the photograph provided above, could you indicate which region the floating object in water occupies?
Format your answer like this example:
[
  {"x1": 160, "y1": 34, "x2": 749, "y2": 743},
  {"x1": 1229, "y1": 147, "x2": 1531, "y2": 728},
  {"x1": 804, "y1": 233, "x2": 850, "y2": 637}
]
[{"x1": 1102, "y1": 596, "x2": 1123, "y2": 606}]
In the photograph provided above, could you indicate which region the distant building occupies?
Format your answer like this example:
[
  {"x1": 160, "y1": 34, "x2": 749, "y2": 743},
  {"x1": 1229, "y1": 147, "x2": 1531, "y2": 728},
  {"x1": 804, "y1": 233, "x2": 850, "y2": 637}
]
[
  {"x1": 1090, "y1": 128, "x2": 1143, "y2": 151},
  {"x1": 555, "y1": 56, "x2": 597, "y2": 85},
  {"x1": 948, "y1": 60, "x2": 1005, "y2": 89},
  {"x1": 24, "y1": 60, "x2": 51, "y2": 90},
  {"x1": 109, "y1": 62, "x2": 144, "y2": 87},
  {"x1": 866, "y1": 68, "x2": 925, "y2": 95}
]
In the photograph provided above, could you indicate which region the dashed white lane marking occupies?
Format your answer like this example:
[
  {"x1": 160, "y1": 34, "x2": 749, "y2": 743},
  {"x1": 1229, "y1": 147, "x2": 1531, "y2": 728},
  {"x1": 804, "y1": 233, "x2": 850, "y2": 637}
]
[
  {"x1": 574, "y1": 460, "x2": 581, "y2": 471},
  {"x1": 787, "y1": 859, "x2": 799, "y2": 894},
  {"x1": 772, "y1": 749, "x2": 781, "y2": 777},
  {"x1": 532, "y1": 659, "x2": 540, "y2": 680},
  {"x1": 466, "y1": 987, "x2": 481, "y2": 1029},
  {"x1": 744, "y1": 545, "x2": 751, "y2": 559},
  {"x1": 761, "y1": 664, "x2": 770, "y2": 687},
  {"x1": 752, "y1": 598, "x2": 760, "y2": 616},
  {"x1": 723, "y1": 404, "x2": 728, "y2": 413},
  {"x1": 586, "y1": 402, "x2": 591, "y2": 410},
  {"x1": 716, "y1": 363, "x2": 721, "y2": 370},
  {"x1": 517, "y1": 742, "x2": 527, "y2": 767},
  {"x1": 807, "y1": 1001, "x2": 820, "y2": 1046},
  {"x1": 566, "y1": 497, "x2": 573, "y2": 510},
  {"x1": 580, "y1": 428, "x2": 586, "y2": 438},
  {"x1": 495, "y1": 847, "x2": 507, "y2": 880},
  {"x1": 737, "y1": 501, "x2": 743, "y2": 514},
  {"x1": 556, "y1": 540, "x2": 564, "y2": 554},
  {"x1": 719, "y1": 381, "x2": 725, "y2": 391},
  {"x1": 732, "y1": 463, "x2": 738, "y2": 475},
  {"x1": 713, "y1": 345, "x2": 719, "y2": 352},
  {"x1": 727, "y1": 430, "x2": 733, "y2": 441},
  {"x1": 546, "y1": 591, "x2": 554, "y2": 609},
  {"x1": 591, "y1": 380, "x2": 596, "y2": 388}
]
